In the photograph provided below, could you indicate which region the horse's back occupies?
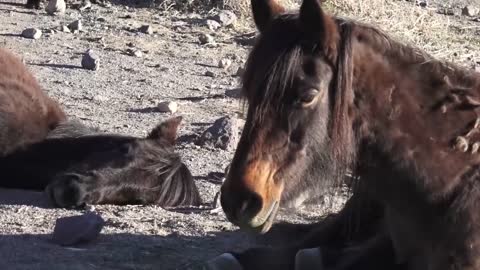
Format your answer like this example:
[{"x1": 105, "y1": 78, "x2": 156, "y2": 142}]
[{"x1": 0, "y1": 48, "x2": 66, "y2": 156}]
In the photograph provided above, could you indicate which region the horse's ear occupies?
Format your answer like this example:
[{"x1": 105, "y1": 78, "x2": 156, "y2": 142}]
[
  {"x1": 148, "y1": 116, "x2": 183, "y2": 145},
  {"x1": 299, "y1": 0, "x2": 331, "y2": 38},
  {"x1": 252, "y1": 0, "x2": 285, "y2": 32}
]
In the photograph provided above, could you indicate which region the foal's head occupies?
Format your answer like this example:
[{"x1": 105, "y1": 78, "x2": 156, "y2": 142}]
[
  {"x1": 46, "y1": 116, "x2": 201, "y2": 208},
  {"x1": 221, "y1": 0, "x2": 354, "y2": 233}
]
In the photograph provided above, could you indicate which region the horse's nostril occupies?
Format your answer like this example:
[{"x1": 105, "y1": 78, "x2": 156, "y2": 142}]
[{"x1": 236, "y1": 192, "x2": 263, "y2": 222}]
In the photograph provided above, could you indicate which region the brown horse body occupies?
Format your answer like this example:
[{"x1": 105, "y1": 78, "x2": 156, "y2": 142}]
[
  {"x1": 0, "y1": 47, "x2": 66, "y2": 156},
  {"x1": 0, "y1": 48, "x2": 201, "y2": 208},
  {"x1": 220, "y1": 0, "x2": 480, "y2": 269}
]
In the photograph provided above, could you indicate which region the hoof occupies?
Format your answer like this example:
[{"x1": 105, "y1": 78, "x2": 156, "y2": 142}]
[
  {"x1": 185, "y1": 253, "x2": 243, "y2": 270},
  {"x1": 295, "y1": 247, "x2": 324, "y2": 270}
]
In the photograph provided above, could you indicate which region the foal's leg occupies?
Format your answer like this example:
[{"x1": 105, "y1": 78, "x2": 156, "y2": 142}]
[{"x1": 227, "y1": 193, "x2": 384, "y2": 270}]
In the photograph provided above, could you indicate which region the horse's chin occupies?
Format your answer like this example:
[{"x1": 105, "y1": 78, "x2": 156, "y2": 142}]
[{"x1": 242, "y1": 201, "x2": 280, "y2": 234}]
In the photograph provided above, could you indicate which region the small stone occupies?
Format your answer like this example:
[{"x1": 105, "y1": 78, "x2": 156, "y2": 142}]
[
  {"x1": 97, "y1": 17, "x2": 106, "y2": 22},
  {"x1": 51, "y1": 212, "x2": 104, "y2": 246},
  {"x1": 462, "y1": 5, "x2": 480, "y2": 17},
  {"x1": 157, "y1": 101, "x2": 178, "y2": 113},
  {"x1": 68, "y1": 20, "x2": 82, "y2": 32},
  {"x1": 138, "y1": 24, "x2": 153, "y2": 34},
  {"x1": 218, "y1": 58, "x2": 232, "y2": 70},
  {"x1": 206, "y1": 19, "x2": 221, "y2": 31},
  {"x1": 93, "y1": 95, "x2": 109, "y2": 102},
  {"x1": 472, "y1": 142, "x2": 480, "y2": 154},
  {"x1": 213, "y1": 10, "x2": 237, "y2": 27},
  {"x1": 235, "y1": 66, "x2": 245, "y2": 77},
  {"x1": 195, "y1": 116, "x2": 243, "y2": 150},
  {"x1": 81, "y1": 49, "x2": 99, "y2": 71},
  {"x1": 225, "y1": 88, "x2": 242, "y2": 98},
  {"x1": 199, "y1": 33, "x2": 214, "y2": 44},
  {"x1": 45, "y1": 0, "x2": 66, "y2": 15},
  {"x1": 22, "y1": 28, "x2": 42, "y2": 39},
  {"x1": 79, "y1": 0, "x2": 92, "y2": 11},
  {"x1": 416, "y1": 0, "x2": 427, "y2": 8},
  {"x1": 60, "y1": 25, "x2": 71, "y2": 33},
  {"x1": 126, "y1": 48, "x2": 143, "y2": 57},
  {"x1": 475, "y1": 63, "x2": 480, "y2": 73},
  {"x1": 205, "y1": 70, "x2": 215, "y2": 77}
]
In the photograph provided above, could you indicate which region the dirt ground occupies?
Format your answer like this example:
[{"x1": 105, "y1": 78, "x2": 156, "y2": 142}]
[{"x1": 0, "y1": 0, "x2": 479, "y2": 269}]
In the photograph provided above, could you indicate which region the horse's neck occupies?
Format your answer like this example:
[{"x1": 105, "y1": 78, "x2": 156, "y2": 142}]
[{"x1": 351, "y1": 40, "x2": 480, "y2": 196}]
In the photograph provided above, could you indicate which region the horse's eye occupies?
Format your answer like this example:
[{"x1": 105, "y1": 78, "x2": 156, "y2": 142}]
[{"x1": 299, "y1": 89, "x2": 320, "y2": 106}]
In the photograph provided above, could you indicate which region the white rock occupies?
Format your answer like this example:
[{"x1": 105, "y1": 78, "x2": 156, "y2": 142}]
[
  {"x1": 462, "y1": 5, "x2": 480, "y2": 17},
  {"x1": 45, "y1": 0, "x2": 66, "y2": 15},
  {"x1": 157, "y1": 101, "x2": 178, "y2": 113},
  {"x1": 81, "y1": 49, "x2": 100, "y2": 71},
  {"x1": 214, "y1": 10, "x2": 237, "y2": 27},
  {"x1": 218, "y1": 58, "x2": 232, "y2": 70},
  {"x1": 206, "y1": 20, "x2": 221, "y2": 31},
  {"x1": 199, "y1": 33, "x2": 214, "y2": 44},
  {"x1": 138, "y1": 25, "x2": 153, "y2": 34},
  {"x1": 22, "y1": 28, "x2": 42, "y2": 39},
  {"x1": 68, "y1": 20, "x2": 82, "y2": 32}
]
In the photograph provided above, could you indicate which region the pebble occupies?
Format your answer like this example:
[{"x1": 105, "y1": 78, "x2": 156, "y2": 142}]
[
  {"x1": 157, "y1": 101, "x2": 178, "y2": 113},
  {"x1": 225, "y1": 88, "x2": 242, "y2": 98},
  {"x1": 138, "y1": 24, "x2": 153, "y2": 34},
  {"x1": 45, "y1": 0, "x2": 66, "y2": 15},
  {"x1": 218, "y1": 58, "x2": 232, "y2": 70},
  {"x1": 462, "y1": 5, "x2": 480, "y2": 17},
  {"x1": 93, "y1": 95, "x2": 109, "y2": 102},
  {"x1": 51, "y1": 212, "x2": 105, "y2": 246},
  {"x1": 79, "y1": 0, "x2": 92, "y2": 11},
  {"x1": 81, "y1": 49, "x2": 100, "y2": 71},
  {"x1": 196, "y1": 116, "x2": 243, "y2": 150},
  {"x1": 205, "y1": 70, "x2": 215, "y2": 77},
  {"x1": 60, "y1": 25, "x2": 71, "y2": 33},
  {"x1": 199, "y1": 33, "x2": 214, "y2": 44},
  {"x1": 416, "y1": 0, "x2": 427, "y2": 8},
  {"x1": 22, "y1": 28, "x2": 42, "y2": 39},
  {"x1": 68, "y1": 20, "x2": 82, "y2": 32},
  {"x1": 213, "y1": 10, "x2": 237, "y2": 27},
  {"x1": 126, "y1": 48, "x2": 143, "y2": 57},
  {"x1": 206, "y1": 20, "x2": 221, "y2": 31}
]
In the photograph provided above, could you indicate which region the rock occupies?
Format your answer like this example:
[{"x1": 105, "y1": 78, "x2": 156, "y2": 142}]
[
  {"x1": 22, "y1": 28, "x2": 42, "y2": 39},
  {"x1": 68, "y1": 20, "x2": 82, "y2": 32},
  {"x1": 218, "y1": 58, "x2": 232, "y2": 70},
  {"x1": 79, "y1": 0, "x2": 92, "y2": 11},
  {"x1": 462, "y1": 5, "x2": 480, "y2": 17},
  {"x1": 475, "y1": 62, "x2": 480, "y2": 73},
  {"x1": 416, "y1": 0, "x2": 427, "y2": 8},
  {"x1": 45, "y1": 0, "x2": 66, "y2": 15},
  {"x1": 60, "y1": 25, "x2": 71, "y2": 33},
  {"x1": 213, "y1": 10, "x2": 237, "y2": 27},
  {"x1": 199, "y1": 33, "x2": 214, "y2": 44},
  {"x1": 51, "y1": 212, "x2": 105, "y2": 246},
  {"x1": 93, "y1": 95, "x2": 109, "y2": 102},
  {"x1": 235, "y1": 66, "x2": 245, "y2": 77},
  {"x1": 138, "y1": 24, "x2": 153, "y2": 34},
  {"x1": 81, "y1": 49, "x2": 99, "y2": 71},
  {"x1": 126, "y1": 48, "x2": 143, "y2": 57},
  {"x1": 205, "y1": 70, "x2": 215, "y2": 77},
  {"x1": 196, "y1": 116, "x2": 242, "y2": 150},
  {"x1": 157, "y1": 101, "x2": 178, "y2": 113},
  {"x1": 225, "y1": 88, "x2": 242, "y2": 98},
  {"x1": 206, "y1": 19, "x2": 221, "y2": 31}
]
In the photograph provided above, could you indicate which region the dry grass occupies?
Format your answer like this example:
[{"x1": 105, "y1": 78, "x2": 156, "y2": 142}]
[
  {"x1": 220, "y1": 0, "x2": 479, "y2": 67},
  {"x1": 326, "y1": 0, "x2": 480, "y2": 67}
]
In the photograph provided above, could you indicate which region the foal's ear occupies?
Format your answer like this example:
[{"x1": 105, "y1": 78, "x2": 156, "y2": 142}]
[
  {"x1": 148, "y1": 116, "x2": 183, "y2": 145},
  {"x1": 252, "y1": 0, "x2": 285, "y2": 32}
]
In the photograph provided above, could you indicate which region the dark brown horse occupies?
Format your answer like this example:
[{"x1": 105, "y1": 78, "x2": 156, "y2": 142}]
[
  {"x1": 0, "y1": 48, "x2": 201, "y2": 208},
  {"x1": 217, "y1": 0, "x2": 480, "y2": 269}
]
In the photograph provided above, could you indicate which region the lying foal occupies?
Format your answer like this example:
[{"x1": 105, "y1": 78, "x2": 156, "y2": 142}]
[{"x1": 0, "y1": 117, "x2": 202, "y2": 208}]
